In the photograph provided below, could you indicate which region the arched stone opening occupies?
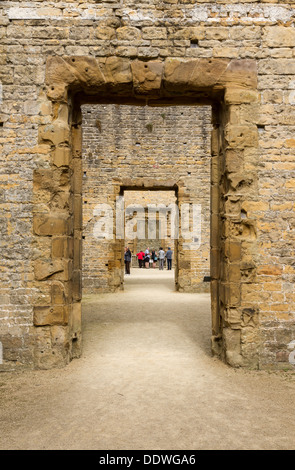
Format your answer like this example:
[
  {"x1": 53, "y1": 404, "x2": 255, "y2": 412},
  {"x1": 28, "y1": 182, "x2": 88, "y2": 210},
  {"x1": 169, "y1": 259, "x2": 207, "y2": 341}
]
[{"x1": 32, "y1": 56, "x2": 259, "y2": 369}]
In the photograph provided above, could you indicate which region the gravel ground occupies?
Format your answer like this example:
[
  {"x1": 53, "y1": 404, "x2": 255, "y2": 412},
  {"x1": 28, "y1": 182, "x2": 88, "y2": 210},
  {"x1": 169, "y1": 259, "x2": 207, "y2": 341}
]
[{"x1": 0, "y1": 269, "x2": 294, "y2": 450}]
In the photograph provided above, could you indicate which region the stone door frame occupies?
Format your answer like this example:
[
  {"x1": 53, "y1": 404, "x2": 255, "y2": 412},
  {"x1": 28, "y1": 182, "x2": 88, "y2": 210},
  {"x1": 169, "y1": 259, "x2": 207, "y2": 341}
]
[
  {"x1": 33, "y1": 56, "x2": 259, "y2": 369},
  {"x1": 119, "y1": 184, "x2": 179, "y2": 290}
]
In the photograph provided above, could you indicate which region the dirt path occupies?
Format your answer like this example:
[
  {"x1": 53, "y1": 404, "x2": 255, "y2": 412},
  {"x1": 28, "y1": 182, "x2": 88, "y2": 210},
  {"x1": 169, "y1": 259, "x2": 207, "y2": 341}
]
[{"x1": 0, "y1": 269, "x2": 295, "y2": 450}]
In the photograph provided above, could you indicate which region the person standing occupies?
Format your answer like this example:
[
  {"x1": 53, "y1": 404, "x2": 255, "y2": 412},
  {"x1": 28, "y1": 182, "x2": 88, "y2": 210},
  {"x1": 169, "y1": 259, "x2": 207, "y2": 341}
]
[
  {"x1": 124, "y1": 247, "x2": 132, "y2": 275},
  {"x1": 151, "y1": 250, "x2": 157, "y2": 268},
  {"x1": 136, "y1": 250, "x2": 144, "y2": 268},
  {"x1": 158, "y1": 247, "x2": 165, "y2": 270},
  {"x1": 144, "y1": 248, "x2": 150, "y2": 268},
  {"x1": 166, "y1": 247, "x2": 173, "y2": 270}
]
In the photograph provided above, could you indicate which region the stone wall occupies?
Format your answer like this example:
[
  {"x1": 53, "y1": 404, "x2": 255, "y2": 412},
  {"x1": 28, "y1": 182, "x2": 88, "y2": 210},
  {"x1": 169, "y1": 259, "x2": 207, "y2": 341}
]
[
  {"x1": 81, "y1": 104, "x2": 211, "y2": 293},
  {"x1": 0, "y1": 1, "x2": 295, "y2": 370}
]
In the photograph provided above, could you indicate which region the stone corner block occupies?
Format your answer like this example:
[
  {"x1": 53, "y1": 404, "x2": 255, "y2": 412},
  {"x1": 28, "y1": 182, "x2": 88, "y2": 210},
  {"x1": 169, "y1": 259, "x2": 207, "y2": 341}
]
[
  {"x1": 33, "y1": 305, "x2": 69, "y2": 326},
  {"x1": 33, "y1": 214, "x2": 72, "y2": 237}
]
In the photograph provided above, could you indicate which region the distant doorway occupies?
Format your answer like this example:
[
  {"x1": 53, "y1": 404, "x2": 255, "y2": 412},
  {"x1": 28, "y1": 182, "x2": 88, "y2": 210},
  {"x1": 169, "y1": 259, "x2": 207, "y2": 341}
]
[{"x1": 123, "y1": 189, "x2": 178, "y2": 287}]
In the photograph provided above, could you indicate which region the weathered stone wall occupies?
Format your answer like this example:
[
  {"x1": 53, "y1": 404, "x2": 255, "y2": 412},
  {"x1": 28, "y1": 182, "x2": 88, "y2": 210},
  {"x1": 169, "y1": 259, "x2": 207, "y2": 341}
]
[
  {"x1": 0, "y1": 1, "x2": 295, "y2": 371},
  {"x1": 82, "y1": 104, "x2": 211, "y2": 293}
]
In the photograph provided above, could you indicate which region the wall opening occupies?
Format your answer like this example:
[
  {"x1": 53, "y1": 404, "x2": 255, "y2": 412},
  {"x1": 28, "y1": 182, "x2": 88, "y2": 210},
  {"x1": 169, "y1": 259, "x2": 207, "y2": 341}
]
[
  {"x1": 29, "y1": 57, "x2": 260, "y2": 370},
  {"x1": 122, "y1": 188, "x2": 178, "y2": 287},
  {"x1": 81, "y1": 102, "x2": 211, "y2": 295}
]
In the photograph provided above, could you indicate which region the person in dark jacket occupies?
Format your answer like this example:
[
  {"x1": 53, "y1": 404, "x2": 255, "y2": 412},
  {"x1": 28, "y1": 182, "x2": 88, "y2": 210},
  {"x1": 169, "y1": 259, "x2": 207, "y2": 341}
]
[
  {"x1": 165, "y1": 247, "x2": 173, "y2": 270},
  {"x1": 124, "y1": 247, "x2": 132, "y2": 275},
  {"x1": 151, "y1": 250, "x2": 157, "y2": 268}
]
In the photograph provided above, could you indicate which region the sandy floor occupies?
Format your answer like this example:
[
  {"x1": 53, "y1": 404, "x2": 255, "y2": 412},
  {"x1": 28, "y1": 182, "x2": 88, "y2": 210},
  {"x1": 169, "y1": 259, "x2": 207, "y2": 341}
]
[{"x1": 0, "y1": 269, "x2": 295, "y2": 450}]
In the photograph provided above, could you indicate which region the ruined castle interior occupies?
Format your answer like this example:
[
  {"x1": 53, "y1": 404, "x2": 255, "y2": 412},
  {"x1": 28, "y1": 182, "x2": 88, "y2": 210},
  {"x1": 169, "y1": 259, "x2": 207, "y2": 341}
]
[{"x1": 0, "y1": 1, "x2": 295, "y2": 373}]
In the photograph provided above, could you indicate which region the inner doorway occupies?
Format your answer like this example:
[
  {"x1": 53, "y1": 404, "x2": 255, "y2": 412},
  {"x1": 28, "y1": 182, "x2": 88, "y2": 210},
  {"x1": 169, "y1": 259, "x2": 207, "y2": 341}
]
[
  {"x1": 81, "y1": 103, "x2": 212, "y2": 295},
  {"x1": 123, "y1": 188, "x2": 178, "y2": 288}
]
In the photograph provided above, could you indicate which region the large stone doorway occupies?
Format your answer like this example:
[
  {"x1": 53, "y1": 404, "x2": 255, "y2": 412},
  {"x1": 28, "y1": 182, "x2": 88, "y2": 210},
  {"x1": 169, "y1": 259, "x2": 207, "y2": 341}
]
[{"x1": 31, "y1": 56, "x2": 259, "y2": 369}]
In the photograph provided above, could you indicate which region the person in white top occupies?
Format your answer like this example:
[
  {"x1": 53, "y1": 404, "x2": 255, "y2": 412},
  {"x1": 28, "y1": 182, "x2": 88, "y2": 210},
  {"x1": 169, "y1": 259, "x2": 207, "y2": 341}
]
[{"x1": 144, "y1": 248, "x2": 150, "y2": 268}]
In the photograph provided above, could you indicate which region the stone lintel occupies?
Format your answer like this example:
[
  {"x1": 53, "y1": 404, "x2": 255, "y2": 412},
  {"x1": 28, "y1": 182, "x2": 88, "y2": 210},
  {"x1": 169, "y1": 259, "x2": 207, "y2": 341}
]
[{"x1": 45, "y1": 56, "x2": 257, "y2": 101}]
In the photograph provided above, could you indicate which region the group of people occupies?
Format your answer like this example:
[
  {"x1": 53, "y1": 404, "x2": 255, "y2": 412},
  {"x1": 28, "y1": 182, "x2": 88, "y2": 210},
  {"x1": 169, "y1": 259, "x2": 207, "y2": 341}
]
[
  {"x1": 124, "y1": 247, "x2": 173, "y2": 274},
  {"x1": 138, "y1": 247, "x2": 173, "y2": 271}
]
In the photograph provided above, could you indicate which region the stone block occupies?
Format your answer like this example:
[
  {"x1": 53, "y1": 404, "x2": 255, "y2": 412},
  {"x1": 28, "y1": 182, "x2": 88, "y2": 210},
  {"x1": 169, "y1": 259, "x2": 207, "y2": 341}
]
[
  {"x1": 102, "y1": 57, "x2": 133, "y2": 86},
  {"x1": 225, "y1": 350, "x2": 244, "y2": 368},
  {"x1": 263, "y1": 27, "x2": 295, "y2": 48},
  {"x1": 117, "y1": 26, "x2": 141, "y2": 41},
  {"x1": 142, "y1": 27, "x2": 167, "y2": 40},
  {"x1": 96, "y1": 26, "x2": 116, "y2": 40},
  {"x1": 224, "y1": 196, "x2": 241, "y2": 219},
  {"x1": 72, "y1": 158, "x2": 82, "y2": 195},
  {"x1": 210, "y1": 184, "x2": 219, "y2": 212},
  {"x1": 1, "y1": 334, "x2": 23, "y2": 362},
  {"x1": 52, "y1": 147, "x2": 71, "y2": 167},
  {"x1": 211, "y1": 129, "x2": 220, "y2": 157},
  {"x1": 50, "y1": 325, "x2": 69, "y2": 347},
  {"x1": 131, "y1": 60, "x2": 164, "y2": 95},
  {"x1": 46, "y1": 83, "x2": 68, "y2": 102},
  {"x1": 39, "y1": 119, "x2": 70, "y2": 147},
  {"x1": 257, "y1": 265, "x2": 283, "y2": 276},
  {"x1": 163, "y1": 58, "x2": 229, "y2": 92},
  {"x1": 70, "y1": 302, "x2": 82, "y2": 336},
  {"x1": 210, "y1": 212, "x2": 220, "y2": 247},
  {"x1": 223, "y1": 327, "x2": 241, "y2": 351},
  {"x1": 72, "y1": 270, "x2": 82, "y2": 301},
  {"x1": 211, "y1": 155, "x2": 219, "y2": 184},
  {"x1": 73, "y1": 237, "x2": 82, "y2": 270},
  {"x1": 241, "y1": 308, "x2": 259, "y2": 328},
  {"x1": 33, "y1": 305, "x2": 69, "y2": 326},
  {"x1": 64, "y1": 56, "x2": 106, "y2": 89},
  {"x1": 223, "y1": 283, "x2": 241, "y2": 307},
  {"x1": 225, "y1": 149, "x2": 244, "y2": 173},
  {"x1": 51, "y1": 281, "x2": 66, "y2": 305},
  {"x1": 169, "y1": 27, "x2": 205, "y2": 41},
  {"x1": 228, "y1": 263, "x2": 241, "y2": 283},
  {"x1": 52, "y1": 237, "x2": 73, "y2": 259},
  {"x1": 223, "y1": 328, "x2": 244, "y2": 367},
  {"x1": 224, "y1": 88, "x2": 259, "y2": 105},
  {"x1": 73, "y1": 195, "x2": 82, "y2": 231},
  {"x1": 33, "y1": 168, "x2": 70, "y2": 193},
  {"x1": 210, "y1": 248, "x2": 220, "y2": 280},
  {"x1": 218, "y1": 59, "x2": 257, "y2": 89},
  {"x1": 224, "y1": 241, "x2": 241, "y2": 262},
  {"x1": 227, "y1": 172, "x2": 256, "y2": 193},
  {"x1": 225, "y1": 124, "x2": 258, "y2": 149},
  {"x1": 211, "y1": 280, "x2": 219, "y2": 336},
  {"x1": 33, "y1": 214, "x2": 71, "y2": 236},
  {"x1": 34, "y1": 259, "x2": 64, "y2": 281},
  {"x1": 224, "y1": 308, "x2": 242, "y2": 328}
]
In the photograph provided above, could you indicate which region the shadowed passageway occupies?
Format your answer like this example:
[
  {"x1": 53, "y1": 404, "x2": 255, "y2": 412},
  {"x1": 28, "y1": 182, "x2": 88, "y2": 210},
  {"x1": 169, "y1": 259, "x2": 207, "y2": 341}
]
[{"x1": 0, "y1": 270, "x2": 294, "y2": 450}]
